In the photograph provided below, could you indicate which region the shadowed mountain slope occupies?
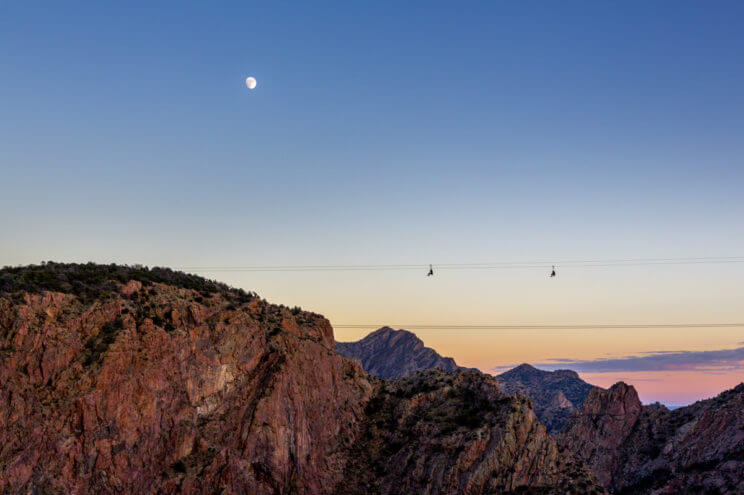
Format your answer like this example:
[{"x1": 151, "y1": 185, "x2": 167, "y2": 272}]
[
  {"x1": 340, "y1": 369, "x2": 603, "y2": 495},
  {"x1": 336, "y1": 327, "x2": 469, "y2": 379},
  {"x1": 497, "y1": 363, "x2": 597, "y2": 435},
  {"x1": 337, "y1": 329, "x2": 597, "y2": 434}
]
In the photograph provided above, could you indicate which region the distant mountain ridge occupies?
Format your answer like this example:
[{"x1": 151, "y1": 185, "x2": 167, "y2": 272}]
[
  {"x1": 335, "y1": 327, "x2": 471, "y2": 379},
  {"x1": 496, "y1": 363, "x2": 597, "y2": 434},
  {"x1": 335, "y1": 328, "x2": 598, "y2": 434}
]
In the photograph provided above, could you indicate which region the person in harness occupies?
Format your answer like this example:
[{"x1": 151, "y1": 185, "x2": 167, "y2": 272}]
[
  {"x1": 550, "y1": 265, "x2": 556, "y2": 277},
  {"x1": 427, "y1": 264, "x2": 434, "y2": 276}
]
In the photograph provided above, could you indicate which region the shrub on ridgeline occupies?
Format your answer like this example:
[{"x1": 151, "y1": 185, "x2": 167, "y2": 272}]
[{"x1": 0, "y1": 262, "x2": 258, "y2": 306}]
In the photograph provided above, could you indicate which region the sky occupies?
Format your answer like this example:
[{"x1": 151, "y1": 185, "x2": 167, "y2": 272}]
[{"x1": 1, "y1": 1, "x2": 743, "y2": 406}]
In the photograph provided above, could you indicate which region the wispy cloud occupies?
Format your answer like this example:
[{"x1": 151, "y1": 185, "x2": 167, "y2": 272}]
[{"x1": 492, "y1": 346, "x2": 744, "y2": 374}]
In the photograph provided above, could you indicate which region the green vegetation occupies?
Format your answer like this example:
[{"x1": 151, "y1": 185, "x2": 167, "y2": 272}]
[
  {"x1": 0, "y1": 262, "x2": 257, "y2": 305},
  {"x1": 365, "y1": 370, "x2": 509, "y2": 448},
  {"x1": 82, "y1": 316, "x2": 125, "y2": 367}
]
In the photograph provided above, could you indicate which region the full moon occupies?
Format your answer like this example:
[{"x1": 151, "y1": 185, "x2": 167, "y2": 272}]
[{"x1": 245, "y1": 77, "x2": 257, "y2": 90}]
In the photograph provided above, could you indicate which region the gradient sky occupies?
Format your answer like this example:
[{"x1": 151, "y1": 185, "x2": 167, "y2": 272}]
[{"x1": 2, "y1": 1, "x2": 743, "y2": 406}]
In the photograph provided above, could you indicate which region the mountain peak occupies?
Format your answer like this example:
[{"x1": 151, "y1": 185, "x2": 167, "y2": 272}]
[
  {"x1": 499, "y1": 363, "x2": 546, "y2": 379},
  {"x1": 496, "y1": 363, "x2": 597, "y2": 435},
  {"x1": 581, "y1": 381, "x2": 642, "y2": 417},
  {"x1": 336, "y1": 327, "x2": 468, "y2": 379},
  {"x1": 366, "y1": 326, "x2": 418, "y2": 340},
  {"x1": 369, "y1": 325, "x2": 396, "y2": 334}
]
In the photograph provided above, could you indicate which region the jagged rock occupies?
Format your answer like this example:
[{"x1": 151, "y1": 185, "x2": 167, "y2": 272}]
[{"x1": 560, "y1": 381, "x2": 744, "y2": 494}]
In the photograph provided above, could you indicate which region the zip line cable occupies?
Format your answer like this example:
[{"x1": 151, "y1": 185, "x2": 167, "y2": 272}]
[
  {"x1": 176, "y1": 256, "x2": 744, "y2": 273},
  {"x1": 169, "y1": 259, "x2": 744, "y2": 332}
]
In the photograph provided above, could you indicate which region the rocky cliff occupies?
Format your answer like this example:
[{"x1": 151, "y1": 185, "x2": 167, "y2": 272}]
[
  {"x1": 336, "y1": 327, "x2": 468, "y2": 379},
  {"x1": 496, "y1": 363, "x2": 597, "y2": 435},
  {"x1": 560, "y1": 381, "x2": 744, "y2": 494},
  {"x1": 0, "y1": 263, "x2": 602, "y2": 494},
  {"x1": 0, "y1": 263, "x2": 374, "y2": 494}
]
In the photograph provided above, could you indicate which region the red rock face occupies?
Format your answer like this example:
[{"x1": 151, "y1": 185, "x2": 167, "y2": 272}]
[
  {"x1": 0, "y1": 264, "x2": 603, "y2": 494},
  {"x1": 560, "y1": 381, "x2": 744, "y2": 494},
  {"x1": 558, "y1": 382, "x2": 642, "y2": 487},
  {"x1": 0, "y1": 282, "x2": 372, "y2": 494}
]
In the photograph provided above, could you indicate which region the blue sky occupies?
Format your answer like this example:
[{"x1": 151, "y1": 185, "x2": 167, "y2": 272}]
[
  {"x1": 2, "y1": 2, "x2": 743, "y2": 404},
  {"x1": 3, "y1": 1, "x2": 743, "y2": 264}
]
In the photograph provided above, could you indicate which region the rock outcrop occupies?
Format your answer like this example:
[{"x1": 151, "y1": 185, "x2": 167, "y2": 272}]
[
  {"x1": 0, "y1": 263, "x2": 602, "y2": 494},
  {"x1": 560, "y1": 381, "x2": 744, "y2": 494},
  {"x1": 340, "y1": 369, "x2": 603, "y2": 495},
  {"x1": 336, "y1": 327, "x2": 469, "y2": 379},
  {"x1": 496, "y1": 363, "x2": 598, "y2": 435}
]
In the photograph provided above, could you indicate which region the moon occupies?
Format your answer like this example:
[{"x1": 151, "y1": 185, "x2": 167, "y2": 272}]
[{"x1": 245, "y1": 77, "x2": 257, "y2": 90}]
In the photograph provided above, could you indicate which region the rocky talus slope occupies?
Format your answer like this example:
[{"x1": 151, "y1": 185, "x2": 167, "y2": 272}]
[
  {"x1": 0, "y1": 263, "x2": 602, "y2": 494},
  {"x1": 496, "y1": 363, "x2": 597, "y2": 435},
  {"x1": 559, "y1": 381, "x2": 744, "y2": 494},
  {"x1": 336, "y1": 327, "x2": 468, "y2": 379}
]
